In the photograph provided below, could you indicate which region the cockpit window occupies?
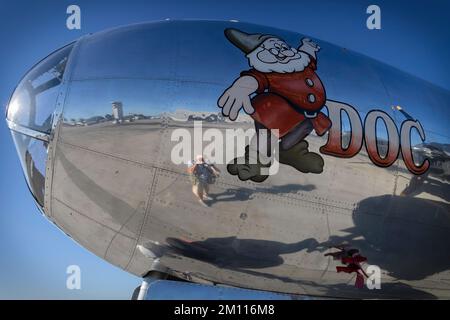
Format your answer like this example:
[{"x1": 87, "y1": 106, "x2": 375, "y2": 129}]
[
  {"x1": 7, "y1": 43, "x2": 74, "y2": 133},
  {"x1": 6, "y1": 42, "x2": 74, "y2": 209},
  {"x1": 11, "y1": 131, "x2": 48, "y2": 207}
]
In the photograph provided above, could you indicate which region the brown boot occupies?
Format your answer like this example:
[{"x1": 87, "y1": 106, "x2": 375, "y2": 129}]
[
  {"x1": 227, "y1": 146, "x2": 270, "y2": 182},
  {"x1": 279, "y1": 140, "x2": 324, "y2": 174}
]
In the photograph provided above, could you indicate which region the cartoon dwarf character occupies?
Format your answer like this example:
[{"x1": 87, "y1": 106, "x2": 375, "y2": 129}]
[{"x1": 218, "y1": 29, "x2": 332, "y2": 182}]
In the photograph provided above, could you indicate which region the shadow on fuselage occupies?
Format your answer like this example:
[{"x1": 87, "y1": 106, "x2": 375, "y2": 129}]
[
  {"x1": 401, "y1": 173, "x2": 450, "y2": 202},
  {"x1": 141, "y1": 236, "x2": 437, "y2": 299},
  {"x1": 328, "y1": 194, "x2": 450, "y2": 281},
  {"x1": 209, "y1": 183, "x2": 316, "y2": 203},
  {"x1": 164, "y1": 236, "x2": 321, "y2": 269}
]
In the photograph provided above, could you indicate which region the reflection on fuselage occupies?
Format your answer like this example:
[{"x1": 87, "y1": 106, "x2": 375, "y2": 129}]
[{"x1": 6, "y1": 21, "x2": 450, "y2": 299}]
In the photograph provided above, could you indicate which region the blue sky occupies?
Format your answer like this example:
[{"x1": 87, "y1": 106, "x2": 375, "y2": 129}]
[{"x1": 0, "y1": 0, "x2": 449, "y2": 299}]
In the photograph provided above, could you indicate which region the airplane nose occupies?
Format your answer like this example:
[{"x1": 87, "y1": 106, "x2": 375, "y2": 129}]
[{"x1": 6, "y1": 42, "x2": 75, "y2": 208}]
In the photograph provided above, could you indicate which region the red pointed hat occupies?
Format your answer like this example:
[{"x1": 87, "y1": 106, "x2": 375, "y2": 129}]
[{"x1": 224, "y1": 28, "x2": 274, "y2": 54}]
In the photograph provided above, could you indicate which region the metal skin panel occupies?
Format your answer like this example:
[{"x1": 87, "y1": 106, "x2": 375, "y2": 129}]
[{"x1": 7, "y1": 21, "x2": 450, "y2": 299}]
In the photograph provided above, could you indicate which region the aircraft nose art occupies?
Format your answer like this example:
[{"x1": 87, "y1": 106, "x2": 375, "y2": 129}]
[{"x1": 6, "y1": 20, "x2": 450, "y2": 299}]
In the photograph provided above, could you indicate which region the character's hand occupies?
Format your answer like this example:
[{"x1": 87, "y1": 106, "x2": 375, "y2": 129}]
[
  {"x1": 218, "y1": 76, "x2": 258, "y2": 121},
  {"x1": 301, "y1": 38, "x2": 320, "y2": 51}
]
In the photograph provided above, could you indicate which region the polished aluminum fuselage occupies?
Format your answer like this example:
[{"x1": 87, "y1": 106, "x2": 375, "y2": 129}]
[{"x1": 7, "y1": 21, "x2": 450, "y2": 299}]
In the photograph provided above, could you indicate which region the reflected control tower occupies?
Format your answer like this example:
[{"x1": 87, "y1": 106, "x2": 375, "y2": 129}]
[{"x1": 111, "y1": 101, "x2": 123, "y2": 124}]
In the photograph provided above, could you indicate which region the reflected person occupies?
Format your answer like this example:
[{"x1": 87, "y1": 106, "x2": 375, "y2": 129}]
[{"x1": 187, "y1": 155, "x2": 220, "y2": 206}]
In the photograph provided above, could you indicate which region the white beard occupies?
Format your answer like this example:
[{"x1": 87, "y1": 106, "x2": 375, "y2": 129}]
[{"x1": 247, "y1": 47, "x2": 311, "y2": 73}]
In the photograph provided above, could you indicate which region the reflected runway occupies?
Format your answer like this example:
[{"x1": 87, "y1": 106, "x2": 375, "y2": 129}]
[
  {"x1": 6, "y1": 20, "x2": 450, "y2": 300},
  {"x1": 48, "y1": 119, "x2": 450, "y2": 298}
]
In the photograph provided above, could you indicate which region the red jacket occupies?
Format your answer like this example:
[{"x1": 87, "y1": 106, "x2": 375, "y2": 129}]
[
  {"x1": 242, "y1": 59, "x2": 326, "y2": 112},
  {"x1": 241, "y1": 59, "x2": 331, "y2": 138}
]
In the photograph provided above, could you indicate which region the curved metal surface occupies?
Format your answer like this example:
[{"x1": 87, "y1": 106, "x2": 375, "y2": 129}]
[{"x1": 6, "y1": 20, "x2": 450, "y2": 299}]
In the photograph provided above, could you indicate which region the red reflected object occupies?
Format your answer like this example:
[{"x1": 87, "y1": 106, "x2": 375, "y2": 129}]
[{"x1": 326, "y1": 245, "x2": 368, "y2": 288}]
